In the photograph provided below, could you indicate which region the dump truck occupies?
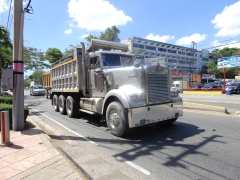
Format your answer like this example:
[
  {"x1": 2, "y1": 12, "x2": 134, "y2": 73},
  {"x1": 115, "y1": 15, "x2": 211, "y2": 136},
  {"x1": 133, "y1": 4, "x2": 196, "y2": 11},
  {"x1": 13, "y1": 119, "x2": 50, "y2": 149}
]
[
  {"x1": 44, "y1": 39, "x2": 183, "y2": 137},
  {"x1": 42, "y1": 71, "x2": 51, "y2": 98}
]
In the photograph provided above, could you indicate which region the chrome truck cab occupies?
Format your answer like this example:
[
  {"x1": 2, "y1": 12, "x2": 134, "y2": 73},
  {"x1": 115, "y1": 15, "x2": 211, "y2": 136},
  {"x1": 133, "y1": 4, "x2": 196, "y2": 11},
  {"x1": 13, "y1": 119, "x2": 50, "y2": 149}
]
[{"x1": 80, "y1": 40, "x2": 183, "y2": 137}]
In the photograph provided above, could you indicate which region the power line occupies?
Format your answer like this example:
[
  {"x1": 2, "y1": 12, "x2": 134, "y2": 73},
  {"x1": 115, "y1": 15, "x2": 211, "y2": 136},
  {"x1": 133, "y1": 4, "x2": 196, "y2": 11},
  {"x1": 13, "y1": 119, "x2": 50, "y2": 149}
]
[
  {"x1": 6, "y1": 0, "x2": 12, "y2": 30},
  {"x1": 124, "y1": 1, "x2": 204, "y2": 36},
  {"x1": 197, "y1": 38, "x2": 240, "y2": 47},
  {"x1": 204, "y1": 41, "x2": 240, "y2": 50},
  {"x1": 123, "y1": 0, "x2": 224, "y2": 40}
]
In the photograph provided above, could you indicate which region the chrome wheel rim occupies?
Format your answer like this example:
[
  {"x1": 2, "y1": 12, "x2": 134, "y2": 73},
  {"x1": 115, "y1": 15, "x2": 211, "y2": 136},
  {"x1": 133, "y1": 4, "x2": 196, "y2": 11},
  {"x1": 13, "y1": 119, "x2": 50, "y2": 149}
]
[
  {"x1": 109, "y1": 110, "x2": 120, "y2": 130},
  {"x1": 66, "y1": 99, "x2": 72, "y2": 114}
]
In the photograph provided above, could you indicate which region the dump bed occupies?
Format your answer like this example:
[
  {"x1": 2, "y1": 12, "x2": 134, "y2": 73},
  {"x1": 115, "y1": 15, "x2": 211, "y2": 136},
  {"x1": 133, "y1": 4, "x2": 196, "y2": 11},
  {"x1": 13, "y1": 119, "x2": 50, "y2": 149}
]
[
  {"x1": 50, "y1": 48, "x2": 83, "y2": 93},
  {"x1": 42, "y1": 71, "x2": 51, "y2": 88}
]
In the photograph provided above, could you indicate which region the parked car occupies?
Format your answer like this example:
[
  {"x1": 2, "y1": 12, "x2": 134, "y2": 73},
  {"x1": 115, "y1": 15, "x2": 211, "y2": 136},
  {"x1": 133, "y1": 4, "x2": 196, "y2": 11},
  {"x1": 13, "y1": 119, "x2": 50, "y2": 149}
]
[
  {"x1": 201, "y1": 82, "x2": 223, "y2": 90},
  {"x1": 188, "y1": 83, "x2": 204, "y2": 89},
  {"x1": 30, "y1": 85, "x2": 45, "y2": 96},
  {"x1": 225, "y1": 83, "x2": 240, "y2": 94}
]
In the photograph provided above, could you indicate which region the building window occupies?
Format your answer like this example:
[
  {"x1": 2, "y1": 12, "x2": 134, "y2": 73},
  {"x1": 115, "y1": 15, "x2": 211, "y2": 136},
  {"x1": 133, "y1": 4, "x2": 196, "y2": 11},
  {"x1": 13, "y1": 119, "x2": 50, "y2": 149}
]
[
  {"x1": 168, "y1": 59, "x2": 177, "y2": 63},
  {"x1": 158, "y1": 48, "x2": 166, "y2": 52},
  {"x1": 186, "y1": 52, "x2": 193, "y2": 56},
  {"x1": 146, "y1": 46, "x2": 156, "y2": 50},
  {"x1": 133, "y1": 43, "x2": 144, "y2": 49},
  {"x1": 179, "y1": 60, "x2": 185, "y2": 64},
  {"x1": 168, "y1": 49, "x2": 176, "y2": 54}
]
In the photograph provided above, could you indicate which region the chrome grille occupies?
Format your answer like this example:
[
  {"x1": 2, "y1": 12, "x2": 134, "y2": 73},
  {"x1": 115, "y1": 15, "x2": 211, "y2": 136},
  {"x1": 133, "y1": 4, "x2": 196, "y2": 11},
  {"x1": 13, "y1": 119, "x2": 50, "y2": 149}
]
[{"x1": 147, "y1": 73, "x2": 170, "y2": 104}]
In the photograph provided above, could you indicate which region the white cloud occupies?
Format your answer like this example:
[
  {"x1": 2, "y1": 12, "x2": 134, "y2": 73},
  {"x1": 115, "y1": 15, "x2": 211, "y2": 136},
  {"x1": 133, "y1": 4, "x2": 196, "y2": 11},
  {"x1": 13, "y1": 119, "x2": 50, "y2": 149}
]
[
  {"x1": 212, "y1": 40, "x2": 221, "y2": 47},
  {"x1": 0, "y1": 0, "x2": 9, "y2": 13},
  {"x1": 217, "y1": 41, "x2": 240, "y2": 49},
  {"x1": 67, "y1": 0, "x2": 132, "y2": 31},
  {"x1": 211, "y1": 1, "x2": 240, "y2": 37},
  {"x1": 64, "y1": 29, "x2": 72, "y2": 34},
  {"x1": 78, "y1": 34, "x2": 88, "y2": 39},
  {"x1": 69, "y1": 23, "x2": 74, "y2": 27},
  {"x1": 176, "y1": 33, "x2": 206, "y2": 46},
  {"x1": 145, "y1": 33, "x2": 175, "y2": 43}
]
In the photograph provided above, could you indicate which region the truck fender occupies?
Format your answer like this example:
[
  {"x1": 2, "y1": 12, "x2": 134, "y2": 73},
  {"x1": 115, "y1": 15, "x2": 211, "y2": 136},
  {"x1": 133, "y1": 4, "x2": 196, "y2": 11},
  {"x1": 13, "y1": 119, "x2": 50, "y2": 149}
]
[{"x1": 101, "y1": 89, "x2": 130, "y2": 115}]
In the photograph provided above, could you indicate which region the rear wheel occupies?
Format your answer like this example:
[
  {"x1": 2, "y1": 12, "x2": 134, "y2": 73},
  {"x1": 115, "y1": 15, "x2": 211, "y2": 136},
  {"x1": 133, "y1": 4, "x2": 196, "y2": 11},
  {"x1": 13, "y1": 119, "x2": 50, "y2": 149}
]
[
  {"x1": 106, "y1": 102, "x2": 130, "y2": 137},
  {"x1": 53, "y1": 94, "x2": 59, "y2": 112},
  {"x1": 237, "y1": 89, "x2": 240, "y2": 94},
  {"x1": 59, "y1": 95, "x2": 66, "y2": 115},
  {"x1": 66, "y1": 96, "x2": 77, "y2": 117},
  {"x1": 45, "y1": 90, "x2": 48, "y2": 99}
]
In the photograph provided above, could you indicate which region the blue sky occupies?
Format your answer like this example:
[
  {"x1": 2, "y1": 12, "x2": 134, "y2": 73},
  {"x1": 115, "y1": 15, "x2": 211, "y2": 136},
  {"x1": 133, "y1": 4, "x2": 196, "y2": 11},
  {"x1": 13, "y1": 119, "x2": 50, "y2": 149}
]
[{"x1": 1, "y1": 0, "x2": 240, "y2": 75}]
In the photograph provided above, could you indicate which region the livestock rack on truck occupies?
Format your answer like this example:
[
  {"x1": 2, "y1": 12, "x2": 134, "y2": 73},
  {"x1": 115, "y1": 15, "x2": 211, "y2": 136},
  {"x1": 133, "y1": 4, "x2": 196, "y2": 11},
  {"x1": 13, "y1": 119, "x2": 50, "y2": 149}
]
[{"x1": 45, "y1": 39, "x2": 183, "y2": 137}]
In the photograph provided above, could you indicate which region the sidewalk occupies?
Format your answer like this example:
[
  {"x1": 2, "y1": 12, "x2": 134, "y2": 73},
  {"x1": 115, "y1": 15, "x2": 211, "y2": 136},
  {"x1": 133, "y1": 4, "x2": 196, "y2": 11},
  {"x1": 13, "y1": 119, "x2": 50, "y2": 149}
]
[{"x1": 0, "y1": 118, "x2": 85, "y2": 180}]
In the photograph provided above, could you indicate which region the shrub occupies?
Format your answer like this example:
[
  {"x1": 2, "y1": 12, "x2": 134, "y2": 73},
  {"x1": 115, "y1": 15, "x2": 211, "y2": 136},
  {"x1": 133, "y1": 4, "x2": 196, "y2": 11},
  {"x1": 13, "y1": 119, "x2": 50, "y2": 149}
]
[
  {"x1": 0, "y1": 104, "x2": 29, "y2": 130},
  {"x1": 0, "y1": 96, "x2": 13, "y2": 104}
]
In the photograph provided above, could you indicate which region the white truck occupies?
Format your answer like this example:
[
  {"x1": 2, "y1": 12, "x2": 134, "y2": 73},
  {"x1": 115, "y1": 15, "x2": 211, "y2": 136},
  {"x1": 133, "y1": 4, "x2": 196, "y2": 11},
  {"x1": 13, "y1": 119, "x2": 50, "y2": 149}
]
[
  {"x1": 44, "y1": 39, "x2": 183, "y2": 137},
  {"x1": 30, "y1": 81, "x2": 41, "y2": 87},
  {"x1": 171, "y1": 81, "x2": 188, "y2": 92}
]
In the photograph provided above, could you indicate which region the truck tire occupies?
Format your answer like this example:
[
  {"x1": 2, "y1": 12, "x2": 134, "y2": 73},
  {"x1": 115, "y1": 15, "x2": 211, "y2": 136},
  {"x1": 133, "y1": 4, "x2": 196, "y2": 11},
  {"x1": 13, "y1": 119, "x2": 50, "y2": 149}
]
[
  {"x1": 66, "y1": 96, "x2": 77, "y2": 118},
  {"x1": 59, "y1": 95, "x2": 66, "y2": 115},
  {"x1": 45, "y1": 90, "x2": 48, "y2": 99},
  {"x1": 106, "y1": 102, "x2": 130, "y2": 137},
  {"x1": 53, "y1": 94, "x2": 59, "y2": 112}
]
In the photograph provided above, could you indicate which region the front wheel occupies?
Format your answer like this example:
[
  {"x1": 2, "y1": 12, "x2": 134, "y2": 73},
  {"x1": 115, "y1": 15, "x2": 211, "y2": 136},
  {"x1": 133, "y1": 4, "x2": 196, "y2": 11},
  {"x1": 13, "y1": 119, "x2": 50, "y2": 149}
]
[
  {"x1": 106, "y1": 102, "x2": 130, "y2": 137},
  {"x1": 237, "y1": 89, "x2": 240, "y2": 94}
]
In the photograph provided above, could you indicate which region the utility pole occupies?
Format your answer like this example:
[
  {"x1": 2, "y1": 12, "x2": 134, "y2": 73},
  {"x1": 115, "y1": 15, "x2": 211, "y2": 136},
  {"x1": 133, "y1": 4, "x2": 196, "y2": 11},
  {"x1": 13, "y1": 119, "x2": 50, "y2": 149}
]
[
  {"x1": 12, "y1": 0, "x2": 24, "y2": 130},
  {"x1": 191, "y1": 41, "x2": 197, "y2": 86}
]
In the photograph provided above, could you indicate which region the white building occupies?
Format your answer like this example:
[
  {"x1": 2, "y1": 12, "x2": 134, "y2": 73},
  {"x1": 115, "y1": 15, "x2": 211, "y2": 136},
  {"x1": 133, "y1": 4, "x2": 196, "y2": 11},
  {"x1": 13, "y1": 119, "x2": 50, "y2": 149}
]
[{"x1": 122, "y1": 37, "x2": 209, "y2": 74}]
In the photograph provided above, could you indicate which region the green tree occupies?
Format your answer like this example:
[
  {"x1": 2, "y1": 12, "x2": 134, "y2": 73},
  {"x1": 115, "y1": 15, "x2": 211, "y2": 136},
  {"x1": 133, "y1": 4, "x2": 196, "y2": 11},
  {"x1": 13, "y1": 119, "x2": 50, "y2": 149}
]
[
  {"x1": 85, "y1": 34, "x2": 98, "y2": 43},
  {"x1": 85, "y1": 25, "x2": 120, "y2": 43},
  {"x1": 31, "y1": 69, "x2": 44, "y2": 82},
  {"x1": 0, "y1": 25, "x2": 12, "y2": 74},
  {"x1": 219, "y1": 47, "x2": 240, "y2": 57},
  {"x1": 99, "y1": 26, "x2": 120, "y2": 42},
  {"x1": 24, "y1": 47, "x2": 50, "y2": 72},
  {"x1": 206, "y1": 62, "x2": 222, "y2": 78},
  {"x1": 45, "y1": 48, "x2": 63, "y2": 64},
  {"x1": 24, "y1": 77, "x2": 31, "y2": 87},
  {"x1": 63, "y1": 44, "x2": 81, "y2": 57}
]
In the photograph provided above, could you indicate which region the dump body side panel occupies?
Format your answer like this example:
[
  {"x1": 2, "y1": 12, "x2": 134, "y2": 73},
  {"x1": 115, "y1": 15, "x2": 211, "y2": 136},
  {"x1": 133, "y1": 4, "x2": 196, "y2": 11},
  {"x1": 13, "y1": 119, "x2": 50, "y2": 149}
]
[{"x1": 51, "y1": 48, "x2": 82, "y2": 93}]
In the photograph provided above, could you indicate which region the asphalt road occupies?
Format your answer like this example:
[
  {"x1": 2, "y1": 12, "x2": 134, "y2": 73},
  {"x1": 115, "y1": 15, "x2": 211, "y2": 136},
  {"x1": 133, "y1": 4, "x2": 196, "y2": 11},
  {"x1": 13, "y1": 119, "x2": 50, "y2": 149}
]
[
  {"x1": 24, "y1": 91, "x2": 240, "y2": 180},
  {"x1": 180, "y1": 93, "x2": 240, "y2": 113}
]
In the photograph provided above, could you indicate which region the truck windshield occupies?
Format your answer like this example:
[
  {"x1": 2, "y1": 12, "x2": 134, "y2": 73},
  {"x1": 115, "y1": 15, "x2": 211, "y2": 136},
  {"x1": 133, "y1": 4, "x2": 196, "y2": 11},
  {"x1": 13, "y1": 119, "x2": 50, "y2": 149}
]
[{"x1": 102, "y1": 54, "x2": 133, "y2": 68}]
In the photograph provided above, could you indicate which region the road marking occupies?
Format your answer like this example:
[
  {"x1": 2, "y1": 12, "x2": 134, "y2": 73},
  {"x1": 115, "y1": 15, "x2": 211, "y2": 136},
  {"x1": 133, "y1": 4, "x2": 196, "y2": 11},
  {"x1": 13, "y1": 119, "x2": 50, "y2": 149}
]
[
  {"x1": 117, "y1": 156, "x2": 151, "y2": 175},
  {"x1": 31, "y1": 108, "x2": 98, "y2": 146},
  {"x1": 183, "y1": 102, "x2": 225, "y2": 109}
]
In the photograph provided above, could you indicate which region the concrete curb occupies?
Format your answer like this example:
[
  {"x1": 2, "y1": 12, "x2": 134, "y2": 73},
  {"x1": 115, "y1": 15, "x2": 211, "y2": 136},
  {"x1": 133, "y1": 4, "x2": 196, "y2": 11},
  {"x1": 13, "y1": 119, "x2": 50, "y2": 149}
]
[
  {"x1": 59, "y1": 146, "x2": 92, "y2": 180},
  {"x1": 183, "y1": 102, "x2": 227, "y2": 114}
]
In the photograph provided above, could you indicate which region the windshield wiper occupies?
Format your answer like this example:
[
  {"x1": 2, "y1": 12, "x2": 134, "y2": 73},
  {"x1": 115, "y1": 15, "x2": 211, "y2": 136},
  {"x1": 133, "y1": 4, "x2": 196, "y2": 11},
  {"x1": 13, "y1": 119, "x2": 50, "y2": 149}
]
[{"x1": 103, "y1": 60, "x2": 111, "y2": 68}]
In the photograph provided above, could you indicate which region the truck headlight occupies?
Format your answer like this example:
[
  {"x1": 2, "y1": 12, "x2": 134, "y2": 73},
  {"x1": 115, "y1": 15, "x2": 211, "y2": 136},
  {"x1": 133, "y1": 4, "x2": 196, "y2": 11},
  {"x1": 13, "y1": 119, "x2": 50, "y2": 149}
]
[
  {"x1": 129, "y1": 93, "x2": 145, "y2": 101},
  {"x1": 171, "y1": 91, "x2": 179, "y2": 97}
]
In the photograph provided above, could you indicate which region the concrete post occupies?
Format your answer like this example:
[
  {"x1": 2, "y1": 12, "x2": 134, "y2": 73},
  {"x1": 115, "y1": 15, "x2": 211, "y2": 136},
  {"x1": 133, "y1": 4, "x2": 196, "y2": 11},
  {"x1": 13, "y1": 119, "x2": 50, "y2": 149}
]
[{"x1": 0, "y1": 111, "x2": 13, "y2": 146}]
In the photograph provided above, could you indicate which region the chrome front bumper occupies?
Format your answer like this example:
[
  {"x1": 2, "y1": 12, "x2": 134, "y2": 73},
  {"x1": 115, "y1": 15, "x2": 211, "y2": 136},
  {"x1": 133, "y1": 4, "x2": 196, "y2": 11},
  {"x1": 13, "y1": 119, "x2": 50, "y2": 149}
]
[{"x1": 128, "y1": 97, "x2": 183, "y2": 128}]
